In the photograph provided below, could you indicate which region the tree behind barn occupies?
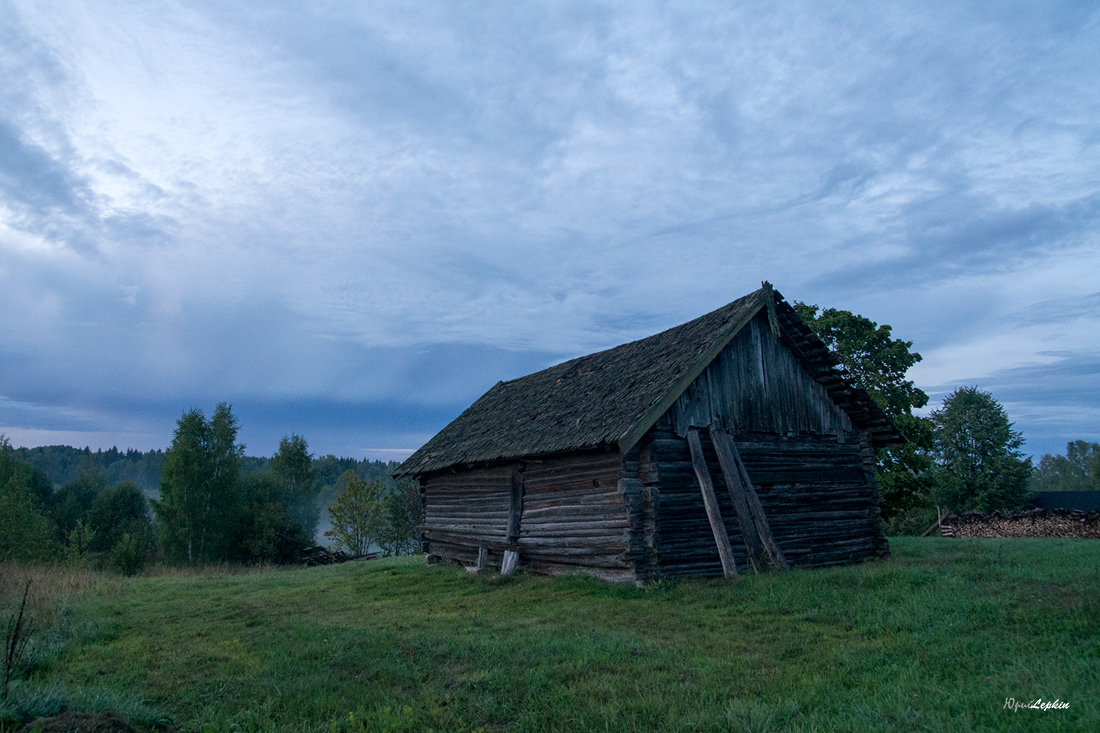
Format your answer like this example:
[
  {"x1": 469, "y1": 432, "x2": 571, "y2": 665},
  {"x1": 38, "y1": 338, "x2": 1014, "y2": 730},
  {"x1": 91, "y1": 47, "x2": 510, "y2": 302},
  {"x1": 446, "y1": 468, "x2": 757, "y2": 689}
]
[
  {"x1": 931, "y1": 386, "x2": 1031, "y2": 513},
  {"x1": 793, "y1": 303, "x2": 933, "y2": 518},
  {"x1": 380, "y1": 477, "x2": 423, "y2": 556},
  {"x1": 325, "y1": 472, "x2": 386, "y2": 556}
]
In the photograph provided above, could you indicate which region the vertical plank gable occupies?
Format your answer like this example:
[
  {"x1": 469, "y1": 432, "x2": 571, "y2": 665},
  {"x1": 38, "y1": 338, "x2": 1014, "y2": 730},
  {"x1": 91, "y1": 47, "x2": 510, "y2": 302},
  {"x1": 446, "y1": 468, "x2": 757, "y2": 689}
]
[{"x1": 672, "y1": 313, "x2": 853, "y2": 438}]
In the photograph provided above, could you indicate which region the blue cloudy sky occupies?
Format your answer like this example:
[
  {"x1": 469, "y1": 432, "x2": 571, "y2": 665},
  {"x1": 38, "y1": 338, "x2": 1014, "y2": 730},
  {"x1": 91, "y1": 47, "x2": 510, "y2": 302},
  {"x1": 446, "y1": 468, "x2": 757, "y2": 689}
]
[{"x1": 2, "y1": 1, "x2": 1098, "y2": 461}]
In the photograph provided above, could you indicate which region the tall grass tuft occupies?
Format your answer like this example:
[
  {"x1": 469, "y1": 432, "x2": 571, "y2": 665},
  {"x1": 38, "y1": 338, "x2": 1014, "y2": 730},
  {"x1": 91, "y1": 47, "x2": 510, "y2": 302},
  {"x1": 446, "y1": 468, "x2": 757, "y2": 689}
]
[{"x1": 2, "y1": 580, "x2": 30, "y2": 699}]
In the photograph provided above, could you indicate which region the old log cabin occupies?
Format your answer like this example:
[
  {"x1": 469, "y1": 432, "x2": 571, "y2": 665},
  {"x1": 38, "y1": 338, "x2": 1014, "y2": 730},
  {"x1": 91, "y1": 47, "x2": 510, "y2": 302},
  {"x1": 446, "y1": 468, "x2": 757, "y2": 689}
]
[{"x1": 394, "y1": 284, "x2": 903, "y2": 583}]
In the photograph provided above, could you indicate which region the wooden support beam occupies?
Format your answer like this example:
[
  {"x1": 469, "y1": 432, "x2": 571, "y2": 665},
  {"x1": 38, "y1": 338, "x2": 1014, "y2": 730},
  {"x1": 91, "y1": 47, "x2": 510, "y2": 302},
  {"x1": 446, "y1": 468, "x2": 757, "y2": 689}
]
[
  {"x1": 506, "y1": 463, "x2": 525, "y2": 549},
  {"x1": 709, "y1": 427, "x2": 769, "y2": 573},
  {"x1": 712, "y1": 427, "x2": 789, "y2": 570},
  {"x1": 687, "y1": 428, "x2": 739, "y2": 578},
  {"x1": 502, "y1": 463, "x2": 525, "y2": 576}
]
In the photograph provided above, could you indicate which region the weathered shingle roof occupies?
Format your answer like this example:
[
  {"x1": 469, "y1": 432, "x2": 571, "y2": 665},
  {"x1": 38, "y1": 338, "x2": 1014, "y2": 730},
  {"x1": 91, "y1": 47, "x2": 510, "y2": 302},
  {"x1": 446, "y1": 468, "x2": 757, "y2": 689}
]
[{"x1": 395, "y1": 285, "x2": 901, "y2": 476}]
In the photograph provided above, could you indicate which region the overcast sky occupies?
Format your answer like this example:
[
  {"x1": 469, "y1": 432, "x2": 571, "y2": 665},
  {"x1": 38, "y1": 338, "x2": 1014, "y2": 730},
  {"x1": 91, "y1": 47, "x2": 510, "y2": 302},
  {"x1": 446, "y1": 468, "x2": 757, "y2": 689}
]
[{"x1": 2, "y1": 1, "x2": 1098, "y2": 462}]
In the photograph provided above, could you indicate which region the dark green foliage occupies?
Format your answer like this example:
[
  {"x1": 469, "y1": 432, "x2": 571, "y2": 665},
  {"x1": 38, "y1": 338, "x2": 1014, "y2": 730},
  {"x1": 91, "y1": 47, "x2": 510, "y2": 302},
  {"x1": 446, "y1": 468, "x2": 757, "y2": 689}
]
[
  {"x1": 110, "y1": 532, "x2": 150, "y2": 575},
  {"x1": 1032, "y1": 440, "x2": 1100, "y2": 492},
  {"x1": 153, "y1": 404, "x2": 245, "y2": 565},
  {"x1": 0, "y1": 437, "x2": 58, "y2": 562},
  {"x1": 0, "y1": 480, "x2": 57, "y2": 563},
  {"x1": 792, "y1": 303, "x2": 928, "y2": 417},
  {"x1": 325, "y1": 473, "x2": 423, "y2": 557},
  {"x1": 237, "y1": 472, "x2": 311, "y2": 564},
  {"x1": 931, "y1": 386, "x2": 1032, "y2": 513},
  {"x1": 5, "y1": 427, "x2": 401, "y2": 567},
  {"x1": 325, "y1": 472, "x2": 386, "y2": 556},
  {"x1": 270, "y1": 434, "x2": 320, "y2": 539},
  {"x1": 87, "y1": 482, "x2": 152, "y2": 554},
  {"x1": 85, "y1": 481, "x2": 155, "y2": 572},
  {"x1": 313, "y1": 455, "x2": 394, "y2": 486},
  {"x1": 50, "y1": 459, "x2": 107, "y2": 539},
  {"x1": 380, "y1": 477, "x2": 423, "y2": 556},
  {"x1": 63, "y1": 520, "x2": 96, "y2": 566},
  {"x1": 793, "y1": 303, "x2": 933, "y2": 517},
  {"x1": 13, "y1": 445, "x2": 165, "y2": 494}
]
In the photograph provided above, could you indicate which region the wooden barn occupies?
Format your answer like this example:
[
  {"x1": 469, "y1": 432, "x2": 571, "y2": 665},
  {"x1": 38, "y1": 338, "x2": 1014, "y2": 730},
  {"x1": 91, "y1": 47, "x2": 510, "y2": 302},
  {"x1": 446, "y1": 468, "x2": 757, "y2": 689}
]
[{"x1": 394, "y1": 284, "x2": 903, "y2": 583}]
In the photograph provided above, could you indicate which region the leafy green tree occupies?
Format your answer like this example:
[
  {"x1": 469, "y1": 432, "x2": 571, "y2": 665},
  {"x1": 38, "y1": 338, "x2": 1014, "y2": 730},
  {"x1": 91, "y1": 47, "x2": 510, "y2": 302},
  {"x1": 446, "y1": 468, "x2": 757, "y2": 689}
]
[
  {"x1": 1032, "y1": 441, "x2": 1100, "y2": 492},
  {"x1": 51, "y1": 458, "x2": 108, "y2": 538},
  {"x1": 930, "y1": 386, "x2": 1032, "y2": 513},
  {"x1": 0, "y1": 479, "x2": 58, "y2": 563},
  {"x1": 0, "y1": 436, "x2": 58, "y2": 562},
  {"x1": 88, "y1": 481, "x2": 154, "y2": 559},
  {"x1": 380, "y1": 478, "x2": 422, "y2": 556},
  {"x1": 64, "y1": 519, "x2": 96, "y2": 566},
  {"x1": 271, "y1": 434, "x2": 320, "y2": 540},
  {"x1": 153, "y1": 403, "x2": 245, "y2": 564},
  {"x1": 325, "y1": 472, "x2": 386, "y2": 556},
  {"x1": 793, "y1": 303, "x2": 933, "y2": 518},
  {"x1": 237, "y1": 471, "x2": 311, "y2": 564},
  {"x1": 3, "y1": 441, "x2": 54, "y2": 509},
  {"x1": 110, "y1": 531, "x2": 149, "y2": 576}
]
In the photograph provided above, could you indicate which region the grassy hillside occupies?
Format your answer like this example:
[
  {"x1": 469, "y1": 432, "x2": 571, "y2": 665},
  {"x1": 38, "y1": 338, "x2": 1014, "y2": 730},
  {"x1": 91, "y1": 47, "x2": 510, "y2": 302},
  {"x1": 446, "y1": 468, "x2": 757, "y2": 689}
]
[{"x1": 2, "y1": 538, "x2": 1097, "y2": 732}]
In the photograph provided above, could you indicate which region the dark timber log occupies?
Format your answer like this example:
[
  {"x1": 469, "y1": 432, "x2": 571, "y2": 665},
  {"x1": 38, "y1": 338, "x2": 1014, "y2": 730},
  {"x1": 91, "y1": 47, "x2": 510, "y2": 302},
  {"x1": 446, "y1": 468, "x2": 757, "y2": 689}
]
[
  {"x1": 710, "y1": 426, "x2": 789, "y2": 571},
  {"x1": 708, "y1": 429, "x2": 768, "y2": 572},
  {"x1": 687, "y1": 428, "x2": 738, "y2": 578},
  {"x1": 507, "y1": 464, "x2": 525, "y2": 549}
]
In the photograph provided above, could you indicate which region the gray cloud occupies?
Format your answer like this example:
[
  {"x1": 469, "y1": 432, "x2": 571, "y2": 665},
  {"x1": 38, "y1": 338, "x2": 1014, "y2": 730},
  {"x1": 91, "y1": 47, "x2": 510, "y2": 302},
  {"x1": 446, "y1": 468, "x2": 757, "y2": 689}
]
[{"x1": 2, "y1": 0, "x2": 1099, "y2": 458}]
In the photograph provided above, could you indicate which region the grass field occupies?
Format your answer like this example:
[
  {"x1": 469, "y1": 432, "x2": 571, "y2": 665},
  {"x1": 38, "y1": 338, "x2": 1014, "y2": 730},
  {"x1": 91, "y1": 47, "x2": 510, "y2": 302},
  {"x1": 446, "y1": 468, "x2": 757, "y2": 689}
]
[{"x1": 1, "y1": 537, "x2": 1097, "y2": 732}]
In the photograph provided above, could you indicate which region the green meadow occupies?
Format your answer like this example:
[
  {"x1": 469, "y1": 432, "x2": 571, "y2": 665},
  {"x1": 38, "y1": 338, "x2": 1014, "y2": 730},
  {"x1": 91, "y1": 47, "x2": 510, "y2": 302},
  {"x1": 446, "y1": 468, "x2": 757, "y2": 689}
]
[{"x1": 2, "y1": 537, "x2": 1096, "y2": 732}]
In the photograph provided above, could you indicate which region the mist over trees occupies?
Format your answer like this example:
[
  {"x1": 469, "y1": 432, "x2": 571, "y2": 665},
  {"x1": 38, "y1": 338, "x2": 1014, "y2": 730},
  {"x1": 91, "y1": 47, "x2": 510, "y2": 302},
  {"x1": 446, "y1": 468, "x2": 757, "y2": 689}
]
[
  {"x1": 324, "y1": 473, "x2": 422, "y2": 557},
  {"x1": 1, "y1": 408, "x2": 409, "y2": 572},
  {"x1": 12, "y1": 445, "x2": 165, "y2": 493}
]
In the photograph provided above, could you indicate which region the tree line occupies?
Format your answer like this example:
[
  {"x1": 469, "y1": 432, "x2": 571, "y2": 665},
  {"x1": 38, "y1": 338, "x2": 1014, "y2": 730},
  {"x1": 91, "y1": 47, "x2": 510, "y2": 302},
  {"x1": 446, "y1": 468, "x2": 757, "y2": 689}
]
[
  {"x1": 0, "y1": 410, "x2": 422, "y2": 573},
  {"x1": 795, "y1": 302, "x2": 1100, "y2": 533}
]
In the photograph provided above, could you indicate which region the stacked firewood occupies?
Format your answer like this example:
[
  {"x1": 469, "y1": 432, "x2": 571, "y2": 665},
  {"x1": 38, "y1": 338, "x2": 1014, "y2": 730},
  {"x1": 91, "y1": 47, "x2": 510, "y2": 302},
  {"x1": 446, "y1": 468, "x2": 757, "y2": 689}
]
[
  {"x1": 941, "y1": 508, "x2": 1100, "y2": 539},
  {"x1": 301, "y1": 546, "x2": 354, "y2": 566}
]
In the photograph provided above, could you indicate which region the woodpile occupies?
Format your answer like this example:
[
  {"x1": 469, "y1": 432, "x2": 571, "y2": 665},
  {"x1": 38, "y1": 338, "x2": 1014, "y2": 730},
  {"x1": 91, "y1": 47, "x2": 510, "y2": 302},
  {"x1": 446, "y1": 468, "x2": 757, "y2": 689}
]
[
  {"x1": 300, "y1": 546, "x2": 380, "y2": 566},
  {"x1": 941, "y1": 509, "x2": 1100, "y2": 539}
]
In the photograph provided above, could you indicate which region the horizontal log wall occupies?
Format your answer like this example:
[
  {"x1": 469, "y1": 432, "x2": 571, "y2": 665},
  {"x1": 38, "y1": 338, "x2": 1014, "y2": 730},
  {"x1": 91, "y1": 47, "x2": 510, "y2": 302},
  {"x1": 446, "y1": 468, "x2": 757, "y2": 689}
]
[
  {"x1": 644, "y1": 416, "x2": 886, "y2": 577},
  {"x1": 520, "y1": 452, "x2": 634, "y2": 582},
  {"x1": 421, "y1": 452, "x2": 635, "y2": 581},
  {"x1": 421, "y1": 465, "x2": 514, "y2": 567}
]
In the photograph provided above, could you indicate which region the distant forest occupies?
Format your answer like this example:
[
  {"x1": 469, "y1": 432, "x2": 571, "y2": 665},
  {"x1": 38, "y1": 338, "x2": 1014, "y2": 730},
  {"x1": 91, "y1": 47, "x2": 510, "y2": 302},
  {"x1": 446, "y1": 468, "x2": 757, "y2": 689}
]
[{"x1": 12, "y1": 444, "x2": 397, "y2": 504}]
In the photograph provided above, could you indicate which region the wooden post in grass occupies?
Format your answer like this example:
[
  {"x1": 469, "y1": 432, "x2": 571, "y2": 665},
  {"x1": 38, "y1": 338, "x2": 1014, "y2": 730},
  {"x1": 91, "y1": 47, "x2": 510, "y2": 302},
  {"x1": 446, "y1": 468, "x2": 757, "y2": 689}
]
[{"x1": 687, "y1": 428, "x2": 738, "y2": 578}]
